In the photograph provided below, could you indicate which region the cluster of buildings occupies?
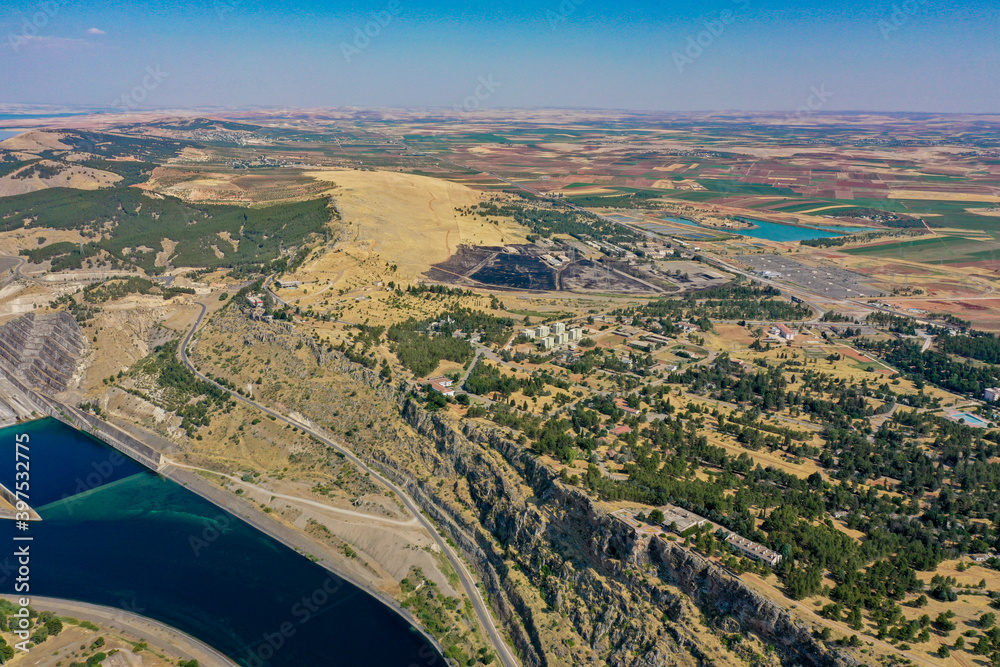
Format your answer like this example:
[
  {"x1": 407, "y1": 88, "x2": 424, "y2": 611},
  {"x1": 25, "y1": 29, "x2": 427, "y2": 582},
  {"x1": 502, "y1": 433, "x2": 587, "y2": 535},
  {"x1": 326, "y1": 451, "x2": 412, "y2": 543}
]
[
  {"x1": 522, "y1": 322, "x2": 584, "y2": 350},
  {"x1": 725, "y1": 534, "x2": 783, "y2": 568},
  {"x1": 424, "y1": 376, "x2": 456, "y2": 396},
  {"x1": 652, "y1": 505, "x2": 783, "y2": 568},
  {"x1": 540, "y1": 252, "x2": 572, "y2": 267},
  {"x1": 245, "y1": 293, "x2": 274, "y2": 322}
]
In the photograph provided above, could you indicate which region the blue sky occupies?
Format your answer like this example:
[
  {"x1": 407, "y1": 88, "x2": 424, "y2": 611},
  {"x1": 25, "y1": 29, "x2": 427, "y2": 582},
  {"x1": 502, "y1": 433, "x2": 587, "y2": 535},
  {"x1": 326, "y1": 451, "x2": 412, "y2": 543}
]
[{"x1": 0, "y1": 0, "x2": 997, "y2": 112}]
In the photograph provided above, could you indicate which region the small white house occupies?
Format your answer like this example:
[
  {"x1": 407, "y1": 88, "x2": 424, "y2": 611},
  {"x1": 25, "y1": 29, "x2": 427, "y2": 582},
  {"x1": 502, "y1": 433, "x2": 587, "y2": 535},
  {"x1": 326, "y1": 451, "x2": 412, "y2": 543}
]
[{"x1": 771, "y1": 324, "x2": 797, "y2": 341}]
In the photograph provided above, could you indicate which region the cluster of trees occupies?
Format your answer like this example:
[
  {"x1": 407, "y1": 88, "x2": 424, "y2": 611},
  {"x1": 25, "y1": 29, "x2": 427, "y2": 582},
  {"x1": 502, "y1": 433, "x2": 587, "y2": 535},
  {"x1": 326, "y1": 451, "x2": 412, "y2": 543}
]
[
  {"x1": 800, "y1": 231, "x2": 898, "y2": 247},
  {"x1": 858, "y1": 337, "x2": 1000, "y2": 397},
  {"x1": 10, "y1": 161, "x2": 64, "y2": 180},
  {"x1": 464, "y1": 360, "x2": 568, "y2": 399},
  {"x1": 0, "y1": 185, "x2": 331, "y2": 274},
  {"x1": 937, "y1": 329, "x2": 1000, "y2": 364},
  {"x1": 0, "y1": 601, "x2": 64, "y2": 660},
  {"x1": 123, "y1": 340, "x2": 234, "y2": 436},
  {"x1": 457, "y1": 199, "x2": 636, "y2": 244},
  {"x1": 20, "y1": 241, "x2": 101, "y2": 272},
  {"x1": 615, "y1": 281, "x2": 812, "y2": 325},
  {"x1": 866, "y1": 311, "x2": 916, "y2": 335},
  {"x1": 387, "y1": 321, "x2": 474, "y2": 377},
  {"x1": 81, "y1": 277, "x2": 195, "y2": 303},
  {"x1": 821, "y1": 311, "x2": 855, "y2": 323}
]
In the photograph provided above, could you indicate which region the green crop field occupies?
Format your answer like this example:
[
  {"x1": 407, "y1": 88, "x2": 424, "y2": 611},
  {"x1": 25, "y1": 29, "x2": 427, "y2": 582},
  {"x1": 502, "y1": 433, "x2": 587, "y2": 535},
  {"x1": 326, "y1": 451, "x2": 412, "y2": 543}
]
[
  {"x1": 842, "y1": 233, "x2": 1000, "y2": 264},
  {"x1": 695, "y1": 179, "x2": 796, "y2": 196}
]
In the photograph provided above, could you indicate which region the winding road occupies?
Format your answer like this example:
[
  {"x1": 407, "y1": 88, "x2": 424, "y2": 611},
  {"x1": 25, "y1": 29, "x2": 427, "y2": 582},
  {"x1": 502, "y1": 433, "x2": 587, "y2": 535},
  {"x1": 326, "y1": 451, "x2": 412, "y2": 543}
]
[{"x1": 178, "y1": 302, "x2": 519, "y2": 667}]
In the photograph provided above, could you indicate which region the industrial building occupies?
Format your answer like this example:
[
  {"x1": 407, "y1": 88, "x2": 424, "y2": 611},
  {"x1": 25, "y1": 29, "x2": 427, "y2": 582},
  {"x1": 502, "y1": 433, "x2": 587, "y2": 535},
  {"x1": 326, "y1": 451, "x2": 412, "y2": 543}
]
[{"x1": 725, "y1": 534, "x2": 782, "y2": 568}]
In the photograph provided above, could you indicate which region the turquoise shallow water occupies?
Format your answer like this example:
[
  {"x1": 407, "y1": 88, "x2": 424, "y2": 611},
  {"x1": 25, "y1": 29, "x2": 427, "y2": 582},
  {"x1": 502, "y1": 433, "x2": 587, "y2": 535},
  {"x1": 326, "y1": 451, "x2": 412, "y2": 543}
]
[
  {"x1": 661, "y1": 216, "x2": 870, "y2": 242},
  {"x1": 0, "y1": 419, "x2": 443, "y2": 667}
]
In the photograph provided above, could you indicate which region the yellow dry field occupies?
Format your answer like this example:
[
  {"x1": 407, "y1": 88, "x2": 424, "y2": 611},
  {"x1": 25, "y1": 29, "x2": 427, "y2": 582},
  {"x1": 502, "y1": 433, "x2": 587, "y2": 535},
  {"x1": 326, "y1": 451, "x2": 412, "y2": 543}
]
[
  {"x1": 536, "y1": 142, "x2": 581, "y2": 152},
  {"x1": 147, "y1": 172, "x2": 246, "y2": 202},
  {"x1": 0, "y1": 160, "x2": 121, "y2": 196},
  {"x1": 798, "y1": 204, "x2": 858, "y2": 214},
  {"x1": 553, "y1": 186, "x2": 616, "y2": 196},
  {"x1": 903, "y1": 560, "x2": 1000, "y2": 629},
  {"x1": 707, "y1": 429, "x2": 825, "y2": 479},
  {"x1": 887, "y1": 190, "x2": 1000, "y2": 203},
  {"x1": 738, "y1": 571, "x2": 952, "y2": 667},
  {"x1": 0, "y1": 228, "x2": 90, "y2": 255},
  {"x1": 143, "y1": 167, "x2": 331, "y2": 205},
  {"x1": 300, "y1": 169, "x2": 528, "y2": 281},
  {"x1": 0, "y1": 129, "x2": 71, "y2": 152},
  {"x1": 967, "y1": 207, "x2": 1000, "y2": 217}
]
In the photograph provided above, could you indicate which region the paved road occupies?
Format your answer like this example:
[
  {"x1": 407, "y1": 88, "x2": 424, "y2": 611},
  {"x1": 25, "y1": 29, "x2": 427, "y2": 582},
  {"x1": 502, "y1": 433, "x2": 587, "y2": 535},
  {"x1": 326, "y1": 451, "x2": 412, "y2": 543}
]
[
  {"x1": 178, "y1": 302, "x2": 520, "y2": 667},
  {"x1": 169, "y1": 460, "x2": 422, "y2": 527}
]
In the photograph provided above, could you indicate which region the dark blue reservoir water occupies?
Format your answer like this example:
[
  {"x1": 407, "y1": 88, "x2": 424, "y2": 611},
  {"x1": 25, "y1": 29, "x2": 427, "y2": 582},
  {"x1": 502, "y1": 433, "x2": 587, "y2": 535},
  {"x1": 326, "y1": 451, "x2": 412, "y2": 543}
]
[{"x1": 0, "y1": 419, "x2": 443, "y2": 667}]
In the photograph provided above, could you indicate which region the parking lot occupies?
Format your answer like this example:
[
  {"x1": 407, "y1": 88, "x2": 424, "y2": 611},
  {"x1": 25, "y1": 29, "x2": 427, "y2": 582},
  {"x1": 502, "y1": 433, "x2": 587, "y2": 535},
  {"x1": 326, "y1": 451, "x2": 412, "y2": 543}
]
[{"x1": 739, "y1": 255, "x2": 885, "y2": 299}]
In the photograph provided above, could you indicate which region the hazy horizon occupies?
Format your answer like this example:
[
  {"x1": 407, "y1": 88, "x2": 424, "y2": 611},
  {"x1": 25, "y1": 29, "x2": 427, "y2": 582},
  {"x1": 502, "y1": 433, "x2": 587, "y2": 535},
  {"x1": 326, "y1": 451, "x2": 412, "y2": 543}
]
[{"x1": 2, "y1": 0, "x2": 998, "y2": 114}]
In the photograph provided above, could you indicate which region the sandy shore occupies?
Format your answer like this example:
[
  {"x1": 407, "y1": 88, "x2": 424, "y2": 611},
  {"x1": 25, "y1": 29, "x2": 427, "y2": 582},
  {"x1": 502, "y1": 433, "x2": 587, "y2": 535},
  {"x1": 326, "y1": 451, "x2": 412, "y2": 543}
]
[{"x1": 1, "y1": 595, "x2": 238, "y2": 667}]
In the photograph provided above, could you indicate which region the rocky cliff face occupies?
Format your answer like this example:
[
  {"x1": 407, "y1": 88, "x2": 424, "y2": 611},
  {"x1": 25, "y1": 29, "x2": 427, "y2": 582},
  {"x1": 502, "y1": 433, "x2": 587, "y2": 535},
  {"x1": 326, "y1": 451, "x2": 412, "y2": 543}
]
[
  {"x1": 389, "y1": 399, "x2": 857, "y2": 667},
  {"x1": 0, "y1": 311, "x2": 85, "y2": 393}
]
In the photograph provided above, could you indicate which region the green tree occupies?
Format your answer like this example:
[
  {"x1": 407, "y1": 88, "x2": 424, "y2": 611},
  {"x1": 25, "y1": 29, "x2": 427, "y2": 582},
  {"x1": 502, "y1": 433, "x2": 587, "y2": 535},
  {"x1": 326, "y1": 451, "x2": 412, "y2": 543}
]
[{"x1": 44, "y1": 617, "x2": 63, "y2": 636}]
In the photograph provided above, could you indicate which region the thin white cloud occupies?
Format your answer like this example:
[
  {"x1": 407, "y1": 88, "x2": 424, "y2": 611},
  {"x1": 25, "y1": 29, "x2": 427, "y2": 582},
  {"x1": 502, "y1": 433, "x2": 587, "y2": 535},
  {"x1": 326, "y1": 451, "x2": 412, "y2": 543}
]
[{"x1": 86, "y1": 28, "x2": 106, "y2": 35}]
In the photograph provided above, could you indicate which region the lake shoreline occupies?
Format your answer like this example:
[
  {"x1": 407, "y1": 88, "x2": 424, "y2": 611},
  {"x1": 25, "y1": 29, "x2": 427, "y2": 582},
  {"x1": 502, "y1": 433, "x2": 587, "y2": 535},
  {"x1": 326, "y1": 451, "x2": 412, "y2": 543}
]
[
  {"x1": 1, "y1": 595, "x2": 239, "y2": 667},
  {"x1": 0, "y1": 417, "x2": 450, "y2": 666}
]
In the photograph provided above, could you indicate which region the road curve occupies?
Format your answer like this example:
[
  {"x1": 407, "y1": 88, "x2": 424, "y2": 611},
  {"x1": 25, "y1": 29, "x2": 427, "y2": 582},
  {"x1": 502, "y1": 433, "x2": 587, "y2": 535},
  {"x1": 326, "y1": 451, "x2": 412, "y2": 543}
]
[
  {"x1": 9, "y1": 595, "x2": 239, "y2": 667},
  {"x1": 178, "y1": 302, "x2": 520, "y2": 667}
]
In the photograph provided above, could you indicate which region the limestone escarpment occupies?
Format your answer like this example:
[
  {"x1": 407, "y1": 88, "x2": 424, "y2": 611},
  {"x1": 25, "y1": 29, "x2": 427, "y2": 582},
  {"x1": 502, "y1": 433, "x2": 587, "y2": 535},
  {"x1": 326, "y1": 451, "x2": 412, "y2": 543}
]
[
  {"x1": 392, "y1": 400, "x2": 858, "y2": 667},
  {"x1": 0, "y1": 311, "x2": 86, "y2": 393}
]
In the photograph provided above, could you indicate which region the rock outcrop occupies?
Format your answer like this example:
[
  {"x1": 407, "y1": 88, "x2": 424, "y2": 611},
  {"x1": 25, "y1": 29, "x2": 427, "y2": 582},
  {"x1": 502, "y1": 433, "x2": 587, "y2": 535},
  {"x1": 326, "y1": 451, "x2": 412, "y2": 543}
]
[
  {"x1": 389, "y1": 400, "x2": 857, "y2": 667},
  {"x1": 0, "y1": 311, "x2": 86, "y2": 393}
]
